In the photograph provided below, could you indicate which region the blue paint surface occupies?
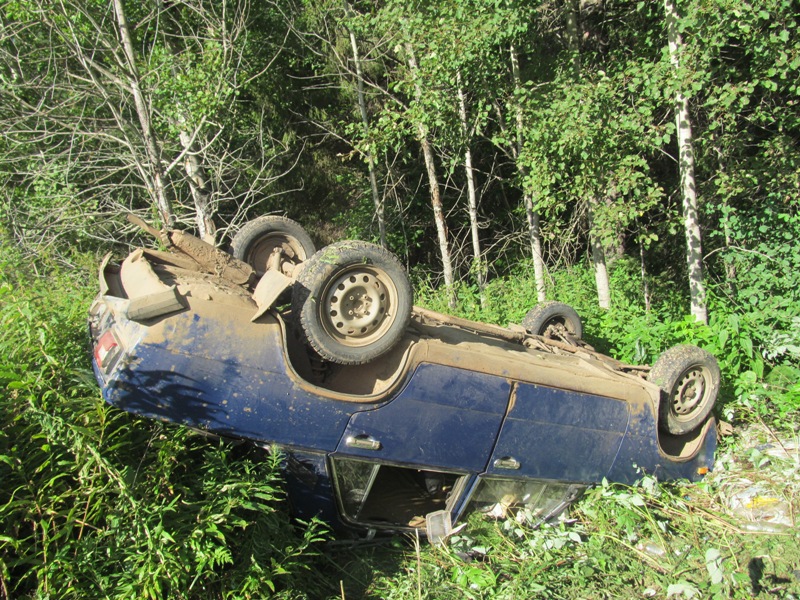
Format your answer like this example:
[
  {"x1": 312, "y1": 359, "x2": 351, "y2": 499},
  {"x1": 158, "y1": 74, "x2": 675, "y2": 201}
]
[
  {"x1": 337, "y1": 363, "x2": 510, "y2": 471},
  {"x1": 606, "y1": 403, "x2": 717, "y2": 483},
  {"x1": 488, "y1": 383, "x2": 630, "y2": 482},
  {"x1": 281, "y1": 450, "x2": 340, "y2": 525},
  {"x1": 103, "y1": 310, "x2": 379, "y2": 451}
]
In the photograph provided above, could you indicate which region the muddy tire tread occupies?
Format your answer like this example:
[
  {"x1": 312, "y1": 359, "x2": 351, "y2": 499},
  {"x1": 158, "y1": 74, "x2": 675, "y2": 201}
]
[
  {"x1": 649, "y1": 344, "x2": 720, "y2": 435},
  {"x1": 292, "y1": 241, "x2": 412, "y2": 365},
  {"x1": 522, "y1": 301, "x2": 584, "y2": 340},
  {"x1": 231, "y1": 216, "x2": 315, "y2": 273}
]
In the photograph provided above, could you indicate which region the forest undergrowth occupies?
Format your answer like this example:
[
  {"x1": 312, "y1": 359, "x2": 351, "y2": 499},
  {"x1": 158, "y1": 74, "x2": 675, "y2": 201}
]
[{"x1": 1, "y1": 247, "x2": 798, "y2": 599}]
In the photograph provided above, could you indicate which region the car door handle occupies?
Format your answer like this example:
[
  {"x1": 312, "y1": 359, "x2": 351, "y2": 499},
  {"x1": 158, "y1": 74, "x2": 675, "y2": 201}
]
[
  {"x1": 345, "y1": 434, "x2": 382, "y2": 451},
  {"x1": 493, "y1": 456, "x2": 521, "y2": 470}
]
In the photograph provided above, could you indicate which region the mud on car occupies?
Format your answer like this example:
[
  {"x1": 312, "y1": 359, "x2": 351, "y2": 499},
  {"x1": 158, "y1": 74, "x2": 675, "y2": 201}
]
[{"x1": 89, "y1": 216, "x2": 720, "y2": 540}]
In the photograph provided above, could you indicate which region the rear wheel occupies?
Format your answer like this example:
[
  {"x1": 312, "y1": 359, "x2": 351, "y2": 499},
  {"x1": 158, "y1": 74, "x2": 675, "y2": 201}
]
[
  {"x1": 231, "y1": 216, "x2": 315, "y2": 276},
  {"x1": 293, "y1": 241, "x2": 413, "y2": 365},
  {"x1": 649, "y1": 345, "x2": 720, "y2": 435},
  {"x1": 522, "y1": 302, "x2": 583, "y2": 341}
]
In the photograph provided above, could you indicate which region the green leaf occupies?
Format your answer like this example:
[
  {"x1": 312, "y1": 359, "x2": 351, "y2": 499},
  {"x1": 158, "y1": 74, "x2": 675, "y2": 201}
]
[{"x1": 705, "y1": 548, "x2": 724, "y2": 585}]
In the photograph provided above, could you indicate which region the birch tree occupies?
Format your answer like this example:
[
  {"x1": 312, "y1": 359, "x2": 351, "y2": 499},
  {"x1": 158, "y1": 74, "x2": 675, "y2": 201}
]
[
  {"x1": 664, "y1": 0, "x2": 707, "y2": 324},
  {"x1": 457, "y1": 71, "x2": 486, "y2": 298},
  {"x1": 519, "y1": 2, "x2": 666, "y2": 311},
  {"x1": 510, "y1": 43, "x2": 547, "y2": 303},
  {"x1": 346, "y1": 19, "x2": 386, "y2": 248},
  {"x1": 565, "y1": 0, "x2": 610, "y2": 309},
  {"x1": 112, "y1": 0, "x2": 174, "y2": 225},
  {"x1": 392, "y1": 0, "x2": 505, "y2": 304},
  {"x1": 404, "y1": 42, "x2": 456, "y2": 307}
]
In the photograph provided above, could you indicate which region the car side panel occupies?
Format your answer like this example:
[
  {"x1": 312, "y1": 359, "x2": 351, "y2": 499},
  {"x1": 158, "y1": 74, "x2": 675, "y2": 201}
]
[
  {"x1": 606, "y1": 404, "x2": 717, "y2": 483},
  {"x1": 336, "y1": 363, "x2": 510, "y2": 472},
  {"x1": 101, "y1": 310, "x2": 379, "y2": 451},
  {"x1": 487, "y1": 383, "x2": 630, "y2": 482}
]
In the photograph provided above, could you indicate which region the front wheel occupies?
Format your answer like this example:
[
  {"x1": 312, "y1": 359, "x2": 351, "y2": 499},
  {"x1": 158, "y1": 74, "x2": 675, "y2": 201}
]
[
  {"x1": 293, "y1": 241, "x2": 413, "y2": 365},
  {"x1": 648, "y1": 345, "x2": 720, "y2": 435}
]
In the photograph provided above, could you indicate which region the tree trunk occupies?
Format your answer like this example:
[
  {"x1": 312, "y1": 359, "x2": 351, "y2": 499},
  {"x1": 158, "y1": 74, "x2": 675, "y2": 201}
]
[
  {"x1": 158, "y1": 20, "x2": 216, "y2": 244},
  {"x1": 510, "y1": 44, "x2": 546, "y2": 303},
  {"x1": 587, "y1": 200, "x2": 611, "y2": 309},
  {"x1": 457, "y1": 72, "x2": 486, "y2": 300},
  {"x1": 665, "y1": 0, "x2": 708, "y2": 324},
  {"x1": 565, "y1": 0, "x2": 581, "y2": 62},
  {"x1": 418, "y1": 132, "x2": 455, "y2": 306},
  {"x1": 721, "y1": 199, "x2": 737, "y2": 294},
  {"x1": 639, "y1": 234, "x2": 652, "y2": 313},
  {"x1": 714, "y1": 134, "x2": 737, "y2": 294},
  {"x1": 177, "y1": 130, "x2": 216, "y2": 244},
  {"x1": 564, "y1": 0, "x2": 611, "y2": 309},
  {"x1": 406, "y1": 43, "x2": 455, "y2": 307},
  {"x1": 604, "y1": 191, "x2": 625, "y2": 261},
  {"x1": 524, "y1": 195, "x2": 547, "y2": 302},
  {"x1": 112, "y1": 0, "x2": 173, "y2": 226},
  {"x1": 348, "y1": 23, "x2": 386, "y2": 248}
]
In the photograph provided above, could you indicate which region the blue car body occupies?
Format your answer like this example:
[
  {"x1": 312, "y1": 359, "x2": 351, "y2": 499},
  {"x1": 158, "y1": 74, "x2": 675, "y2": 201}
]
[{"x1": 89, "y1": 248, "x2": 716, "y2": 537}]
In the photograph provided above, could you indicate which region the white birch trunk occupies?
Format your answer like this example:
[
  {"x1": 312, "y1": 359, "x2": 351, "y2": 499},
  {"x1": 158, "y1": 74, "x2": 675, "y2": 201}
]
[
  {"x1": 510, "y1": 44, "x2": 546, "y2": 302},
  {"x1": 112, "y1": 0, "x2": 173, "y2": 226},
  {"x1": 348, "y1": 25, "x2": 386, "y2": 248},
  {"x1": 456, "y1": 73, "x2": 486, "y2": 298},
  {"x1": 160, "y1": 29, "x2": 216, "y2": 244},
  {"x1": 406, "y1": 43, "x2": 455, "y2": 307},
  {"x1": 665, "y1": 0, "x2": 708, "y2": 324},
  {"x1": 587, "y1": 200, "x2": 611, "y2": 309},
  {"x1": 178, "y1": 130, "x2": 216, "y2": 244}
]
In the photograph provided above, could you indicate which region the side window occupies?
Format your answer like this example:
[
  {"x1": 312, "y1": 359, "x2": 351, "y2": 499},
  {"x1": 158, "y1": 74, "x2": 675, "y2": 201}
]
[
  {"x1": 331, "y1": 457, "x2": 467, "y2": 529},
  {"x1": 465, "y1": 477, "x2": 585, "y2": 524}
]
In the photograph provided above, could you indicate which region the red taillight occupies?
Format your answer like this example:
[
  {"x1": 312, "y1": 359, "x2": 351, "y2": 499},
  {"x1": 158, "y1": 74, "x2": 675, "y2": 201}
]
[{"x1": 93, "y1": 330, "x2": 120, "y2": 371}]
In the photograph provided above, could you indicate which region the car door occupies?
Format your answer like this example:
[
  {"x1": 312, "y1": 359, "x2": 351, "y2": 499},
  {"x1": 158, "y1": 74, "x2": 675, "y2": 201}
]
[
  {"x1": 486, "y1": 382, "x2": 631, "y2": 483},
  {"x1": 329, "y1": 362, "x2": 511, "y2": 529},
  {"x1": 334, "y1": 362, "x2": 511, "y2": 470}
]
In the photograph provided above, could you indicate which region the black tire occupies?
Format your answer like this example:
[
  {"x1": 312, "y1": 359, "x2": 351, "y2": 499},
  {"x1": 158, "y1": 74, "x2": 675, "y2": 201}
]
[
  {"x1": 231, "y1": 216, "x2": 315, "y2": 276},
  {"x1": 648, "y1": 345, "x2": 720, "y2": 435},
  {"x1": 522, "y1": 301, "x2": 583, "y2": 340},
  {"x1": 293, "y1": 241, "x2": 413, "y2": 365}
]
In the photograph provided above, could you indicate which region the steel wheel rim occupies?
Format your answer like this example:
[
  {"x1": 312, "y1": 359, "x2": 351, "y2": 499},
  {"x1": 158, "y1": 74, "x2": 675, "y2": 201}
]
[
  {"x1": 247, "y1": 233, "x2": 308, "y2": 274},
  {"x1": 320, "y1": 266, "x2": 398, "y2": 347},
  {"x1": 671, "y1": 366, "x2": 710, "y2": 421}
]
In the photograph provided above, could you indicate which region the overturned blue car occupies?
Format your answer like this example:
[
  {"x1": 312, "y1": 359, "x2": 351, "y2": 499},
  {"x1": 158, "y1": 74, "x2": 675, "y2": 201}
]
[{"x1": 89, "y1": 216, "x2": 719, "y2": 539}]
